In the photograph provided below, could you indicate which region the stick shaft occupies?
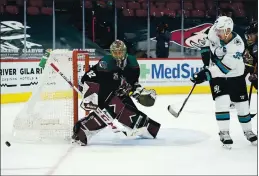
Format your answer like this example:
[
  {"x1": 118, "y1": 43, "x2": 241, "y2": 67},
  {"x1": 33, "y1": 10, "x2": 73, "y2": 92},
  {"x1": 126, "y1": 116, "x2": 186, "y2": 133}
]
[
  {"x1": 168, "y1": 83, "x2": 196, "y2": 117},
  {"x1": 177, "y1": 83, "x2": 196, "y2": 115},
  {"x1": 248, "y1": 63, "x2": 257, "y2": 106},
  {"x1": 248, "y1": 83, "x2": 253, "y2": 106}
]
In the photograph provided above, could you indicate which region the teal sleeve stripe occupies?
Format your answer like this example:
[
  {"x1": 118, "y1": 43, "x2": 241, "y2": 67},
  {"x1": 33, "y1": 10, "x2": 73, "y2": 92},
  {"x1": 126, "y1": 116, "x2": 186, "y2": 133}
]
[
  {"x1": 205, "y1": 72, "x2": 211, "y2": 81},
  {"x1": 200, "y1": 48, "x2": 210, "y2": 54},
  {"x1": 215, "y1": 60, "x2": 231, "y2": 74}
]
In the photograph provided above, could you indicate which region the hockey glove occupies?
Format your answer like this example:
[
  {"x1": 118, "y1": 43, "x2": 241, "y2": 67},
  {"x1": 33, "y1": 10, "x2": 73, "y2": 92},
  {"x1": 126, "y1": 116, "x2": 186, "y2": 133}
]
[
  {"x1": 80, "y1": 82, "x2": 99, "y2": 111},
  {"x1": 190, "y1": 69, "x2": 212, "y2": 84},
  {"x1": 132, "y1": 83, "x2": 156, "y2": 107},
  {"x1": 249, "y1": 73, "x2": 258, "y2": 82},
  {"x1": 249, "y1": 74, "x2": 258, "y2": 90}
]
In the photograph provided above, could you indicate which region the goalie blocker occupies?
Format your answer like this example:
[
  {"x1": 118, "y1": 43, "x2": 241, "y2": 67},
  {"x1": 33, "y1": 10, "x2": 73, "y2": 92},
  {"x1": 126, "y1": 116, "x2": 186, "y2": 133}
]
[{"x1": 73, "y1": 82, "x2": 161, "y2": 146}]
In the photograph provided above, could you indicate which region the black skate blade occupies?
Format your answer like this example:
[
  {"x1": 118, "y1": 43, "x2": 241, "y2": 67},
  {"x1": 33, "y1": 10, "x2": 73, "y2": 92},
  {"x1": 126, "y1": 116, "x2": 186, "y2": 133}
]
[
  {"x1": 222, "y1": 139, "x2": 233, "y2": 145},
  {"x1": 249, "y1": 136, "x2": 258, "y2": 143},
  {"x1": 221, "y1": 139, "x2": 233, "y2": 149}
]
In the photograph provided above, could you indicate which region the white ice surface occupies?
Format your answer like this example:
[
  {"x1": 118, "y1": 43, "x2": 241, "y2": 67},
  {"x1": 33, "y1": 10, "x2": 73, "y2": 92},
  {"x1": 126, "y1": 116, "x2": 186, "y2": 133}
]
[{"x1": 1, "y1": 94, "x2": 258, "y2": 175}]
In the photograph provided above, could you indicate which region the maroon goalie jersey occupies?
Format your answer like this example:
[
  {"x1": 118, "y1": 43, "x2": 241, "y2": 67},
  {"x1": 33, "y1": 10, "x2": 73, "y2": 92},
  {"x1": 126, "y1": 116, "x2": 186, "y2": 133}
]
[{"x1": 81, "y1": 54, "x2": 140, "y2": 108}]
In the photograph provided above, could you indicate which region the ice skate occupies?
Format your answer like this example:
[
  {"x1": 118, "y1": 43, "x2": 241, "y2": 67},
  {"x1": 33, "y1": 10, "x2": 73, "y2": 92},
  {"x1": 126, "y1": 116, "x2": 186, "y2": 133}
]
[
  {"x1": 219, "y1": 131, "x2": 233, "y2": 149},
  {"x1": 244, "y1": 130, "x2": 257, "y2": 145}
]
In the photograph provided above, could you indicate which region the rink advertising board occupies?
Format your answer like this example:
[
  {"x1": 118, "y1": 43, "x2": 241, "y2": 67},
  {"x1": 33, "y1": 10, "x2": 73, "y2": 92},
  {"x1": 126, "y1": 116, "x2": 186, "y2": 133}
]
[
  {"x1": 0, "y1": 58, "x2": 255, "y2": 104},
  {"x1": 137, "y1": 58, "x2": 210, "y2": 94}
]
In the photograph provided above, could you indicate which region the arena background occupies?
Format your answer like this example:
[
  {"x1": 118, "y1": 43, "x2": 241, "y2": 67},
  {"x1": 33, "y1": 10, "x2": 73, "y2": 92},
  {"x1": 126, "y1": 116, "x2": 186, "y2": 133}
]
[{"x1": 0, "y1": 0, "x2": 258, "y2": 103}]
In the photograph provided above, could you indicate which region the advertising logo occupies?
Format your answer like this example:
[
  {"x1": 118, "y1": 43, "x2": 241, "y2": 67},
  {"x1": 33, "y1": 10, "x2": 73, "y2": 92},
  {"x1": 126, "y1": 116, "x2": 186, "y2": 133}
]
[
  {"x1": 170, "y1": 23, "x2": 213, "y2": 49},
  {"x1": 140, "y1": 62, "x2": 202, "y2": 81},
  {"x1": 140, "y1": 64, "x2": 150, "y2": 79},
  {"x1": 151, "y1": 23, "x2": 213, "y2": 49},
  {"x1": 1, "y1": 21, "x2": 44, "y2": 58},
  {"x1": 151, "y1": 63, "x2": 202, "y2": 79}
]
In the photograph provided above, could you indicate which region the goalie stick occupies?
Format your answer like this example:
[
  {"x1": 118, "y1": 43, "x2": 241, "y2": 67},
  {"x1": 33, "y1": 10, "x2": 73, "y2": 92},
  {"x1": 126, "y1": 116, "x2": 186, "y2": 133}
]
[
  {"x1": 167, "y1": 83, "x2": 197, "y2": 118},
  {"x1": 50, "y1": 63, "x2": 142, "y2": 137}
]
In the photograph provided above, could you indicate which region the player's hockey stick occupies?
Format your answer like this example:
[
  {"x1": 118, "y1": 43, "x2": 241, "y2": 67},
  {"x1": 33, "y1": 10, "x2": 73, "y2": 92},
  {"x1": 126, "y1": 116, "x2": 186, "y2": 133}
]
[
  {"x1": 49, "y1": 63, "x2": 127, "y2": 136},
  {"x1": 249, "y1": 63, "x2": 257, "y2": 117},
  {"x1": 248, "y1": 83, "x2": 257, "y2": 118},
  {"x1": 248, "y1": 82, "x2": 253, "y2": 106},
  {"x1": 167, "y1": 83, "x2": 197, "y2": 118},
  {"x1": 249, "y1": 63, "x2": 257, "y2": 105}
]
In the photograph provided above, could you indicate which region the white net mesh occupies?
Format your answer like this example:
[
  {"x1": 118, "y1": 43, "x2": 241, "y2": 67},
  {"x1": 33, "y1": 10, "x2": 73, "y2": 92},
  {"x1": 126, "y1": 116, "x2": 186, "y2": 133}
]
[{"x1": 12, "y1": 50, "x2": 86, "y2": 143}]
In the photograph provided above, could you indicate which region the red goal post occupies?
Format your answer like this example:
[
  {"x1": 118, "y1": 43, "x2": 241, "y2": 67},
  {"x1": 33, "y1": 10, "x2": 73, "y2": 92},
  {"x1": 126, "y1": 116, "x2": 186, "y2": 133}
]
[{"x1": 72, "y1": 50, "x2": 90, "y2": 124}]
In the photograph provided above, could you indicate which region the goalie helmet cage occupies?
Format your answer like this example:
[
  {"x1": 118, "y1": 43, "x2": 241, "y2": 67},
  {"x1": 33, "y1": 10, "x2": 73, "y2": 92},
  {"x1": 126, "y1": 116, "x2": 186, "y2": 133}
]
[{"x1": 12, "y1": 50, "x2": 89, "y2": 143}]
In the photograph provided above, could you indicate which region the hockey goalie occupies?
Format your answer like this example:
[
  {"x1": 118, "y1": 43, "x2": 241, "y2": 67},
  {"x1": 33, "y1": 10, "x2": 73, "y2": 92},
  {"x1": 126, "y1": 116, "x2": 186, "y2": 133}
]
[{"x1": 72, "y1": 40, "x2": 161, "y2": 146}]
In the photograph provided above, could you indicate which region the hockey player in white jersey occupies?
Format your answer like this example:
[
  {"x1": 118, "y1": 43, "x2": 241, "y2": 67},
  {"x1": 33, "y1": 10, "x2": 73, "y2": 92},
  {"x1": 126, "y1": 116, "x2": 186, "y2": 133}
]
[{"x1": 191, "y1": 16, "x2": 257, "y2": 148}]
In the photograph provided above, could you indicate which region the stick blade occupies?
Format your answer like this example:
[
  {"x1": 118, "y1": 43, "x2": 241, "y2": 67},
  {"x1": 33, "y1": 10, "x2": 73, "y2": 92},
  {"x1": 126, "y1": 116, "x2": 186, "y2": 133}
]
[{"x1": 167, "y1": 105, "x2": 179, "y2": 117}]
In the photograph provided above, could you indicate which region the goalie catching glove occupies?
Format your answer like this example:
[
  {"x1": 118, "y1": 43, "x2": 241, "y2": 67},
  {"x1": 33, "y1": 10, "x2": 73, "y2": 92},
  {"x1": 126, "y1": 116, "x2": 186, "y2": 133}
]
[
  {"x1": 131, "y1": 83, "x2": 156, "y2": 107},
  {"x1": 80, "y1": 80, "x2": 156, "y2": 111},
  {"x1": 114, "y1": 81, "x2": 156, "y2": 107}
]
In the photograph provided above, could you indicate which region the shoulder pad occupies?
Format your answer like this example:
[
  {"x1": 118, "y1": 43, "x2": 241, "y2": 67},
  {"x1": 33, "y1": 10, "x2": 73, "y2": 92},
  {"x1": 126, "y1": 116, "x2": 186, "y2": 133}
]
[
  {"x1": 127, "y1": 55, "x2": 139, "y2": 68},
  {"x1": 97, "y1": 55, "x2": 114, "y2": 71}
]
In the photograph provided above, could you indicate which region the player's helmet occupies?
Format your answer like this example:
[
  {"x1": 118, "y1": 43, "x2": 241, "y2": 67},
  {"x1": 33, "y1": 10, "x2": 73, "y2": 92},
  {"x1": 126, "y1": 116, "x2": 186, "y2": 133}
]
[
  {"x1": 110, "y1": 40, "x2": 127, "y2": 69},
  {"x1": 214, "y1": 16, "x2": 234, "y2": 39},
  {"x1": 244, "y1": 21, "x2": 258, "y2": 46}
]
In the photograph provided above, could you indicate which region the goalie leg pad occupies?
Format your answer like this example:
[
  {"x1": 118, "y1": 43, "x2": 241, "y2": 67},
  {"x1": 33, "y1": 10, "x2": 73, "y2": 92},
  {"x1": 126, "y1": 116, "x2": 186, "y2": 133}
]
[
  {"x1": 104, "y1": 94, "x2": 161, "y2": 138},
  {"x1": 142, "y1": 118, "x2": 161, "y2": 138},
  {"x1": 104, "y1": 93, "x2": 126, "y2": 118},
  {"x1": 117, "y1": 104, "x2": 146, "y2": 129},
  {"x1": 73, "y1": 111, "x2": 108, "y2": 145},
  {"x1": 117, "y1": 104, "x2": 161, "y2": 138}
]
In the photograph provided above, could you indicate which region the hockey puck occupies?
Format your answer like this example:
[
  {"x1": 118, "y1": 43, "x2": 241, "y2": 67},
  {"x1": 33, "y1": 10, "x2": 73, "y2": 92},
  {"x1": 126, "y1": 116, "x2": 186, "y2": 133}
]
[{"x1": 5, "y1": 141, "x2": 11, "y2": 147}]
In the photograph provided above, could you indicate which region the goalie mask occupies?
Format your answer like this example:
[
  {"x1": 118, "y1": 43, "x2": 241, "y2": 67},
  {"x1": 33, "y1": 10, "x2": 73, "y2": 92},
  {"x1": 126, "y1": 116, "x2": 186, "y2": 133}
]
[{"x1": 110, "y1": 40, "x2": 127, "y2": 69}]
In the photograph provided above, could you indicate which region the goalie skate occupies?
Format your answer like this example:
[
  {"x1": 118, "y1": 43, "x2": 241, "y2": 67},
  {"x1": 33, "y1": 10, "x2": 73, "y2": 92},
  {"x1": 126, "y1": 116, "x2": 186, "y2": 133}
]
[
  {"x1": 219, "y1": 131, "x2": 233, "y2": 149},
  {"x1": 71, "y1": 133, "x2": 86, "y2": 146}
]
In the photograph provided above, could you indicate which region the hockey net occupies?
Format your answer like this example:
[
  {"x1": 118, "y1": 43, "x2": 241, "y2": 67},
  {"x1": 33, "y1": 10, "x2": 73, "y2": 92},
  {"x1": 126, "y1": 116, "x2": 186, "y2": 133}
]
[{"x1": 12, "y1": 49, "x2": 89, "y2": 143}]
